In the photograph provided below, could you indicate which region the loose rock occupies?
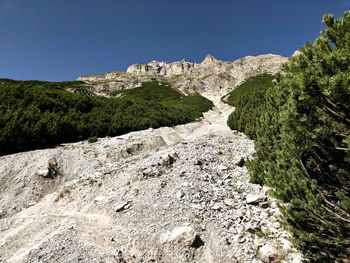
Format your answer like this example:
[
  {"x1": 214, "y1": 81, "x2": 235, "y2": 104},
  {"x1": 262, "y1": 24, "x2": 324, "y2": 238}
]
[{"x1": 160, "y1": 225, "x2": 198, "y2": 247}]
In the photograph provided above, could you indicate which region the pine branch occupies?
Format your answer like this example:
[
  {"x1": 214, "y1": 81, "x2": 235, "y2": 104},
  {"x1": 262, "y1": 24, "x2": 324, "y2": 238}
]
[
  {"x1": 321, "y1": 204, "x2": 350, "y2": 224},
  {"x1": 323, "y1": 104, "x2": 350, "y2": 125},
  {"x1": 335, "y1": 147, "x2": 350, "y2": 151},
  {"x1": 325, "y1": 97, "x2": 350, "y2": 119},
  {"x1": 299, "y1": 159, "x2": 350, "y2": 223}
]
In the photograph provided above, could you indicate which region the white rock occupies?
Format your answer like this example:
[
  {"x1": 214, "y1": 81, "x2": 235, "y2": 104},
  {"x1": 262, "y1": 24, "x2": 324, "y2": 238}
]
[
  {"x1": 279, "y1": 237, "x2": 293, "y2": 250},
  {"x1": 289, "y1": 253, "x2": 303, "y2": 263},
  {"x1": 237, "y1": 235, "x2": 246, "y2": 243},
  {"x1": 94, "y1": 196, "x2": 105, "y2": 202},
  {"x1": 115, "y1": 202, "x2": 129, "y2": 212},
  {"x1": 232, "y1": 210, "x2": 244, "y2": 220},
  {"x1": 292, "y1": 50, "x2": 301, "y2": 57},
  {"x1": 27, "y1": 202, "x2": 36, "y2": 207},
  {"x1": 160, "y1": 225, "x2": 197, "y2": 246},
  {"x1": 257, "y1": 244, "x2": 279, "y2": 262},
  {"x1": 246, "y1": 194, "x2": 265, "y2": 205},
  {"x1": 176, "y1": 190, "x2": 184, "y2": 199},
  {"x1": 218, "y1": 164, "x2": 228, "y2": 171},
  {"x1": 212, "y1": 203, "x2": 222, "y2": 210},
  {"x1": 37, "y1": 169, "x2": 49, "y2": 177},
  {"x1": 224, "y1": 199, "x2": 234, "y2": 207}
]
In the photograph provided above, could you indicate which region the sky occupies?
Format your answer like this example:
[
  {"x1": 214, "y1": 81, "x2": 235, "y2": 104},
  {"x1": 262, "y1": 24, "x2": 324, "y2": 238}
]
[{"x1": 0, "y1": 0, "x2": 349, "y2": 81}]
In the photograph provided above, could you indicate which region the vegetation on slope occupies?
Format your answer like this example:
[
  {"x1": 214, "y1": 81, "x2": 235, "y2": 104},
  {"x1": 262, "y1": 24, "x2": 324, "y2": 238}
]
[
  {"x1": 225, "y1": 73, "x2": 274, "y2": 107},
  {"x1": 109, "y1": 81, "x2": 212, "y2": 120},
  {"x1": 225, "y1": 73, "x2": 274, "y2": 139},
  {"x1": 0, "y1": 80, "x2": 213, "y2": 156},
  {"x1": 227, "y1": 13, "x2": 350, "y2": 261}
]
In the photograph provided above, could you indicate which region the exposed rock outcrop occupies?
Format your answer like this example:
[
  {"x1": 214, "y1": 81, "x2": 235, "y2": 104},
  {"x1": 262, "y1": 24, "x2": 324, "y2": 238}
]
[{"x1": 77, "y1": 54, "x2": 287, "y2": 99}]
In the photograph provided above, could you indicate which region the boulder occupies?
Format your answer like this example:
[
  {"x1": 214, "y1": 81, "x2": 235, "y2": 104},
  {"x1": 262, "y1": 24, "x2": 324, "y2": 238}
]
[
  {"x1": 246, "y1": 194, "x2": 266, "y2": 205},
  {"x1": 257, "y1": 243, "x2": 279, "y2": 262},
  {"x1": 160, "y1": 225, "x2": 198, "y2": 247}
]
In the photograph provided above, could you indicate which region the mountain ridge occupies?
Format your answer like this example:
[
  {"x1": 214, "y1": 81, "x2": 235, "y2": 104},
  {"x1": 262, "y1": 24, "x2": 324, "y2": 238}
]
[{"x1": 77, "y1": 54, "x2": 287, "y2": 100}]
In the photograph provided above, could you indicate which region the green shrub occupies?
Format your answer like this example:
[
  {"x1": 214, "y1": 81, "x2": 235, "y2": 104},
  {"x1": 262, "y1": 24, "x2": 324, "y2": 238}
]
[
  {"x1": 88, "y1": 136, "x2": 98, "y2": 143},
  {"x1": 0, "y1": 80, "x2": 213, "y2": 156},
  {"x1": 228, "y1": 13, "x2": 350, "y2": 261},
  {"x1": 225, "y1": 74, "x2": 274, "y2": 139},
  {"x1": 227, "y1": 91, "x2": 267, "y2": 139},
  {"x1": 224, "y1": 73, "x2": 274, "y2": 106}
]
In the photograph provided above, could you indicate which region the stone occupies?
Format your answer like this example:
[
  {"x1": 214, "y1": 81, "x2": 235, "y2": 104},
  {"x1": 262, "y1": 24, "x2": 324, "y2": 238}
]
[
  {"x1": 259, "y1": 202, "x2": 269, "y2": 209},
  {"x1": 235, "y1": 157, "x2": 245, "y2": 167},
  {"x1": 257, "y1": 244, "x2": 279, "y2": 262},
  {"x1": 232, "y1": 210, "x2": 244, "y2": 220},
  {"x1": 94, "y1": 196, "x2": 105, "y2": 202},
  {"x1": 246, "y1": 194, "x2": 265, "y2": 205},
  {"x1": 193, "y1": 160, "x2": 203, "y2": 166},
  {"x1": 115, "y1": 201, "x2": 130, "y2": 212},
  {"x1": 218, "y1": 164, "x2": 228, "y2": 171},
  {"x1": 0, "y1": 210, "x2": 6, "y2": 218},
  {"x1": 237, "y1": 235, "x2": 246, "y2": 243},
  {"x1": 245, "y1": 209, "x2": 253, "y2": 220},
  {"x1": 292, "y1": 50, "x2": 301, "y2": 57},
  {"x1": 162, "y1": 154, "x2": 175, "y2": 165},
  {"x1": 279, "y1": 237, "x2": 293, "y2": 250},
  {"x1": 27, "y1": 202, "x2": 36, "y2": 207},
  {"x1": 269, "y1": 200, "x2": 278, "y2": 209},
  {"x1": 212, "y1": 203, "x2": 222, "y2": 210},
  {"x1": 37, "y1": 158, "x2": 59, "y2": 178},
  {"x1": 37, "y1": 168, "x2": 50, "y2": 178},
  {"x1": 160, "y1": 225, "x2": 198, "y2": 247},
  {"x1": 236, "y1": 224, "x2": 245, "y2": 235},
  {"x1": 176, "y1": 190, "x2": 184, "y2": 199},
  {"x1": 223, "y1": 199, "x2": 234, "y2": 207}
]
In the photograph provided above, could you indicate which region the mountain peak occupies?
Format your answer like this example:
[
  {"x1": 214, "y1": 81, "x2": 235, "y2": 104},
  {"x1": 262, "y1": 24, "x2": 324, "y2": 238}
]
[{"x1": 202, "y1": 54, "x2": 217, "y2": 64}]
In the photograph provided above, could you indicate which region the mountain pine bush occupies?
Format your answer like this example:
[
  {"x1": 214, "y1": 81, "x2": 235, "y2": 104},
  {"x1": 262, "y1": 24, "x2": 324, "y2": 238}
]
[
  {"x1": 230, "y1": 13, "x2": 350, "y2": 261},
  {"x1": 0, "y1": 80, "x2": 213, "y2": 156},
  {"x1": 226, "y1": 74, "x2": 274, "y2": 139}
]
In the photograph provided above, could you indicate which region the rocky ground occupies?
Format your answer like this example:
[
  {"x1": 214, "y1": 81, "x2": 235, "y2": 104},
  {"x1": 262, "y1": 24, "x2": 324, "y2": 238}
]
[{"x1": 0, "y1": 96, "x2": 303, "y2": 262}]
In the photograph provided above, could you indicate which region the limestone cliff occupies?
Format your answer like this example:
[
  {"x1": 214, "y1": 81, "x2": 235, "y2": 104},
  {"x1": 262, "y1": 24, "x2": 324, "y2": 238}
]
[{"x1": 77, "y1": 54, "x2": 287, "y2": 99}]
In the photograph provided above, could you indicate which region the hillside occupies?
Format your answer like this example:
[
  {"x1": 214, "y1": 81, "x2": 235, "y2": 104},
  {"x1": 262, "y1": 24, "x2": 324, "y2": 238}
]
[
  {"x1": 0, "y1": 79, "x2": 212, "y2": 156},
  {"x1": 0, "y1": 54, "x2": 304, "y2": 263}
]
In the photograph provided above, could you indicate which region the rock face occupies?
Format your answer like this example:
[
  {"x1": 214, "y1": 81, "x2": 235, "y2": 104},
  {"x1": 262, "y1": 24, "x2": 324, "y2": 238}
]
[{"x1": 77, "y1": 54, "x2": 287, "y2": 99}]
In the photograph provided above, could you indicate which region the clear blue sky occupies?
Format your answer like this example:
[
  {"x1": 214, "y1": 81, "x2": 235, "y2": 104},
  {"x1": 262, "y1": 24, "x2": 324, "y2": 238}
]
[{"x1": 0, "y1": 0, "x2": 349, "y2": 81}]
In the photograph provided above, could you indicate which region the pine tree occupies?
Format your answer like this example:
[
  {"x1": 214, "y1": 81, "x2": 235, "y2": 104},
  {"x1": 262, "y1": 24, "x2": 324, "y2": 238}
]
[{"x1": 246, "y1": 13, "x2": 350, "y2": 261}]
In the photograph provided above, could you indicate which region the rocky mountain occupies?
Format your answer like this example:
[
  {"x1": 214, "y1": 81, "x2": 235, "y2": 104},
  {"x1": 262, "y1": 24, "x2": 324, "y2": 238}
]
[
  {"x1": 0, "y1": 54, "x2": 303, "y2": 263},
  {"x1": 77, "y1": 54, "x2": 287, "y2": 100}
]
